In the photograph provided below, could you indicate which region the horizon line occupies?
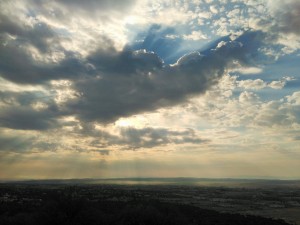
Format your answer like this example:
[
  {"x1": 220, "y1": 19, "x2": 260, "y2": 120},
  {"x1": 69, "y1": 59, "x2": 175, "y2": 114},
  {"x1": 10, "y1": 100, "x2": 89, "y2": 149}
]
[{"x1": 1, "y1": 177, "x2": 300, "y2": 182}]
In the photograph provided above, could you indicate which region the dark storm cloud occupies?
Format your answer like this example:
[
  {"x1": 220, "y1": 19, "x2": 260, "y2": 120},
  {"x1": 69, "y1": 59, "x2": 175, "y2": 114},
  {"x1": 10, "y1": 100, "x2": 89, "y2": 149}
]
[
  {"x1": 67, "y1": 31, "x2": 263, "y2": 123},
  {"x1": 0, "y1": 91, "x2": 60, "y2": 130},
  {"x1": 0, "y1": 5, "x2": 77, "y2": 84},
  {"x1": 0, "y1": 12, "x2": 56, "y2": 53},
  {"x1": 0, "y1": 90, "x2": 51, "y2": 106},
  {"x1": 0, "y1": 43, "x2": 88, "y2": 84},
  {"x1": 0, "y1": 106, "x2": 59, "y2": 130},
  {"x1": 0, "y1": 28, "x2": 263, "y2": 129},
  {"x1": 270, "y1": 0, "x2": 300, "y2": 35}
]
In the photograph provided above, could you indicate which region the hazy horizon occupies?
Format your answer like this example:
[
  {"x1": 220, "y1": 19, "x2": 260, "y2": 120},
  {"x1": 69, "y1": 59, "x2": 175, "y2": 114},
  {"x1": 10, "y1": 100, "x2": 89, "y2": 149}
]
[{"x1": 2, "y1": 177, "x2": 300, "y2": 182}]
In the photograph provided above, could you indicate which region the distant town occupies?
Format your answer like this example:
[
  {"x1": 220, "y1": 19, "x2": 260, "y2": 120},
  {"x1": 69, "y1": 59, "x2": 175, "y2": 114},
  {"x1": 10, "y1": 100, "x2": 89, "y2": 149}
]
[{"x1": 1, "y1": 178, "x2": 299, "y2": 225}]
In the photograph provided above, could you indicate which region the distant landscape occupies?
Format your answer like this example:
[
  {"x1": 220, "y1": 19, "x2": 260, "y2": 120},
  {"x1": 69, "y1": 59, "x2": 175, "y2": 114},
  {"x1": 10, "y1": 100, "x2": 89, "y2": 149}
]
[
  {"x1": 1, "y1": 178, "x2": 300, "y2": 225},
  {"x1": 3, "y1": 177, "x2": 300, "y2": 188}
]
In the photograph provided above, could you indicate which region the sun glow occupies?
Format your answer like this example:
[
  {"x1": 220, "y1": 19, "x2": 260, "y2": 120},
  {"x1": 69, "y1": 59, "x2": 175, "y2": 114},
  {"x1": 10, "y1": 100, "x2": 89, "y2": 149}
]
[
  {"x1": 124, "y1": 16, "x2": 139, "y2": 25},
  {"x1": 115, "y1": 116, "x2": 148, "y2": 128},
  {"x1": 115, "y1": 118, "x2": 134, "y2": 127}
]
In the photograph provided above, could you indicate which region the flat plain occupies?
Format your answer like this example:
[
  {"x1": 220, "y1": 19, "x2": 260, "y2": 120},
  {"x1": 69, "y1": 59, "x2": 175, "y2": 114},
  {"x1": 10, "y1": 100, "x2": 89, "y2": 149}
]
[{"x1": 1, "y1": 179, "x2": 299, "y2": 225}]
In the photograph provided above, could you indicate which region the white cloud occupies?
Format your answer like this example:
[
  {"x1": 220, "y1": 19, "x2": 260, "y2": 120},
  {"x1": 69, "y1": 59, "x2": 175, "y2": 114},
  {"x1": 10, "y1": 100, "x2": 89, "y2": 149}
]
[
  {"x1": 239, "y1": 91, "x2": 260, "y2": 103},
  {"x1": 287, "y1": 91, "x2": 300, "y2": 105},
  {"x1": 210, "y1": 5, "x2": 219, "y2": 14},
  {"x1": 183, "y1": 30, "x2": 208, "y2": 40},
  {"x1": 268, "y1": 80, "x2": 286, "y2": 89},
  {"x1": 198, "y1": 11, "x2": 212, "y2": 19},
  {"x1": 238, "y1": 79, "x2": 266, "y2": 90},
  {"x1": 232, "y1": 66, "x2": 263, "y2": 75}
]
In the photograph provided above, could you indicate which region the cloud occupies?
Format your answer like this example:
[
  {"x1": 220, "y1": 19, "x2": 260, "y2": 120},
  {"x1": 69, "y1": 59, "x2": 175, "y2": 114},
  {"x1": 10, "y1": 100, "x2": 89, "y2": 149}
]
[
  {"x1": 78, "y1": 125, "x2": 208, "y2": 149},
  {"x1": 253, "y1": 101, "x2": 293, "y2": 127},
  {"x1": 268, "y1": 80, "x2": 286, "y2": 89},
  {"x1": 0, "y1": 91, "x2": 60, "y2": 130},
  {"x1": 118, "y1": 127, "x2": 207, "y2": 149},
  {"x1": 0, "y1": 0, "x2": 140, "y2": 85},
  {"x1": 0, "y1": 0, "x2": 299, "y2": 180},
  {"x1": 183, "y1": 73, "x2": 300, "y2": 130},
  {"x1": 0, "y1": 128, "x2": 60, "y2": 153},
  {"x1": 54, "y1": 0, "x2": 136, "y2": 13},
  {"x1": 94, "y1": 150, "x2": 110, "y2": 155},
  {"x1": 247, "y1": 0, "x2": 300, "y2": 54},
  {"x1": 238, "y1": 91, "x2": 260, "y2": 103},
  {"x1": 0, "y1": 13, "x2": 56, "y2": 53},
  {"x1": 0, "y1": 131, "x2": 34, "y2": 152},
  {"x1": 0, "y1": 28, "x2": 265, "y2": 129},
  {"x1": 209, "y1": 5, "x2": 219, "y2": 14},
  {"x1": 0, "y1": 0, "x2": 277, "y2": 130},
  {"x1": 0, "y1": 106, "x2": 59, "y2": 130},
  {"x1": 267, "y1": 0, "x2": 300, "y2": 35},
  {"x1": 66, "y1": 31, "x2": 263, "y2": 124},
  {"x1": 16, "y1": 0, "x2": 137, "y2": 21},
  {"x1": 0, "y1": 43, "x2": 89, "y2": 84},
  {"x1": 0, "y1": 5, "x2": 76, "y2": 84},
  {"x1": 287, "y1": 91, "x2": 300, "y2": 105},
  {"x1": 238, "y1": 79, "x2": 266, "y2": 90},
  {"x1": 232, "y1": 66, "x2": 263, "y2": 75},
  {"x1": 236, "y1": 78, "x2": 287, "y2": 91},
  {"x1": 183, "y1": 31, "x2": 208, "y2": 41}
]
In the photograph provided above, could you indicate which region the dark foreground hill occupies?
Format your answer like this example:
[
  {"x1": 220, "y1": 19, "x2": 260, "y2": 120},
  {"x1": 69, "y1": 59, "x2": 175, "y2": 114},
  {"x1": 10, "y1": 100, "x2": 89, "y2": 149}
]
[{"x1": 0, "y1": 194, "x2": 290, "y2": 225}]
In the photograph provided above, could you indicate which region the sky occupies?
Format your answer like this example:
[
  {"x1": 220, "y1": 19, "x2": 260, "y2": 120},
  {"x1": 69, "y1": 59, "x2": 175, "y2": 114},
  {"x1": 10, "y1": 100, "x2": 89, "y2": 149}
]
[{"x1": 0, "y1": 0, "x2": 300, "y2": 180}]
